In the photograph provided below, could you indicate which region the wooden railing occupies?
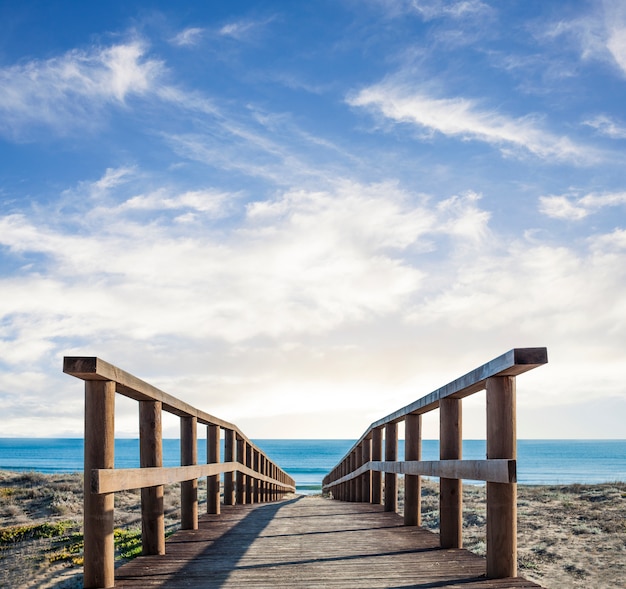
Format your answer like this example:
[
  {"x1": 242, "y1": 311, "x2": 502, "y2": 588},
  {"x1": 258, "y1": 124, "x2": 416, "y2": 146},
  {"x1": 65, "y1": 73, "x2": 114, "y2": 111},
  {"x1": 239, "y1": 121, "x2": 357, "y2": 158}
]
[
  {"x1": 64, "y1": 357, "x2": 295, "y2": 589},
  {"x1": 322, "y1": 347, "x2": 548, "y2": 579}
]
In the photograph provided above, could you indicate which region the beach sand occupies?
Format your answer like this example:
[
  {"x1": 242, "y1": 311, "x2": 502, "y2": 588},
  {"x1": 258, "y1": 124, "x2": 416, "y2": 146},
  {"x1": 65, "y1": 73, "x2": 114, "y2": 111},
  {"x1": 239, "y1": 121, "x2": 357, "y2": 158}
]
[{"x1": 1, "y1": 471, "x2": 624, "y2": 588}]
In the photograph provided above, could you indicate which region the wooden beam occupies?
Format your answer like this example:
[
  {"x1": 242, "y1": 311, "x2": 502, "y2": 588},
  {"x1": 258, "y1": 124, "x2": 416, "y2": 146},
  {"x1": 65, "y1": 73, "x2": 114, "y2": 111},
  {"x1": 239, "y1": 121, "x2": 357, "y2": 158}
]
[
  {"x1": 322, "y1": 459, "x2": 516, "y2": 489},
  {"x1": 139, "y1": 400, "x2": 165, "y2": 556},
  {"x1": 92, "y1": 463, "x2": 295, "y2": 494},
  {"x1": 384, "y1": 422, "x2": 398, "y2": 513},
  {"x1": 440, "y1": 397, "x2": 462, "y2": 549},
  {"x1": 64, "y1": 357, "x2": 294, "y2": 489},
  {"x1": 207, "y1": 424, "x2": 220, "y2": 515},
  {"x1": 83, "y1": 380, "x2": 115, "y2": 589},
  {"x1": 486, "y1": 376, "x2": 517, "y2": 579},
  {"x1": 404, "y1": 413, "x2": 422, "y2": 526},
  {"x1": 328, "y1": 348, "x2": 547, "y2": 469}
]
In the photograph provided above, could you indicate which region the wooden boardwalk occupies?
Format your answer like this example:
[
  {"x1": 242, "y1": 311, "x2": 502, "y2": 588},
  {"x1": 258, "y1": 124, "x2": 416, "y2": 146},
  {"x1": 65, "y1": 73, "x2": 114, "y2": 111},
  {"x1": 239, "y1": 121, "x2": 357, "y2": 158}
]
[{"x1": 115, "y1": 496, "x2": 545, "y2": 589}]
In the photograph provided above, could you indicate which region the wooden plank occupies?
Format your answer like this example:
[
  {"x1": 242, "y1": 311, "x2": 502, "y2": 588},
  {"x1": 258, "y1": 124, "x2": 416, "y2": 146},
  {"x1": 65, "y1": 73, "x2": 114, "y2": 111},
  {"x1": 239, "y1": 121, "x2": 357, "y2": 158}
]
[
  {"x1": 92, "y1": 463, "x2": 296, "y2": 494},
  {"x1": 114, "y1": 495, "x2": 546, "y2": 589},
  {"x1": 322, "y1": 459, "x2": 516, "y2": 489}
]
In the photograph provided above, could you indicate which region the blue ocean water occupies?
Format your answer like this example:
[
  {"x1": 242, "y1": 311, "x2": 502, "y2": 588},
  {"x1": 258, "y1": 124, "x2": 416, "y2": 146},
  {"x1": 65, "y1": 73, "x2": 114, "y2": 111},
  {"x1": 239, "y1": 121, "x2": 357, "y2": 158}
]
[{"x1": 0, "y1": 439, "x2": 624, "y2": 493}]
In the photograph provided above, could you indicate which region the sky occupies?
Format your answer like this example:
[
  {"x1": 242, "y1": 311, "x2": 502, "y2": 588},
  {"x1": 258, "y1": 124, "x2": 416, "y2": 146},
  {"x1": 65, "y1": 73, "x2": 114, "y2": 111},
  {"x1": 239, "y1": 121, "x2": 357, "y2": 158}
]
[{"x1": 0, "y1": 0, "x2": 625, "y2": 440}]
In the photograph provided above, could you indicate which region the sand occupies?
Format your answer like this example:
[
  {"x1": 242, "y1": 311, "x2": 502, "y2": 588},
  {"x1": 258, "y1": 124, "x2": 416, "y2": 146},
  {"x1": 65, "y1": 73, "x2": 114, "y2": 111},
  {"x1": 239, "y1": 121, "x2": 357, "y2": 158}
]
[{"x1": 1, "y1": 471, "x2": 624, "y2": 588}]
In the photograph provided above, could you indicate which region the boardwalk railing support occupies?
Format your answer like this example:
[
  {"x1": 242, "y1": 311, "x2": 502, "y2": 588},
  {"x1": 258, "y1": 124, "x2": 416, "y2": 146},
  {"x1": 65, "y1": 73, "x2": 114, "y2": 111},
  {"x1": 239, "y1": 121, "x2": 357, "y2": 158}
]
[
  {"x1": 322, "y1": 347, "x2": 548, "y2": 581},
  {"x1": 65, "y1": 357, "x2": 295, "y2": 589}
]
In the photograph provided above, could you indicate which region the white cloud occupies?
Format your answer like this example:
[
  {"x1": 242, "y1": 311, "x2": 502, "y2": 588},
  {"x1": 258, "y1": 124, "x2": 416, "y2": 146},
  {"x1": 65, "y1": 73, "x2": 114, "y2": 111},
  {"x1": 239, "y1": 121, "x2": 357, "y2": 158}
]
[
  {"x1": 218, "y1": 17, "x2": 275, "y2": 42},
  {"x1": 170, "y1": 27, "x2": 205, "y2": 47},
  {"x1": 372, "y1": 0, "x2": 491, "y2": 21},
  {"x1": 603, "y1": 0, "x2": 626, "y2": 75},
  {"x1": 349, "y1": 82, "x2": 592, "y2": 163},
  {"x1": 583, "y1": 114, "x2": 626, "y2": 139},
  {"x1": 0, "y1": 41, "x2": 163, "y2": 137},
  {"x1": 408, "y1": 0, "x2": 492, "y2": 21},
  {"x1": 540, "y1": 0, "x2": 626, "y2": 78},
  {"x1": 539, "y1": 190, "x2": 626, "y2": 220},
  {"x1": 2, "y1": 169, "x2": 626, "y2": 437}
]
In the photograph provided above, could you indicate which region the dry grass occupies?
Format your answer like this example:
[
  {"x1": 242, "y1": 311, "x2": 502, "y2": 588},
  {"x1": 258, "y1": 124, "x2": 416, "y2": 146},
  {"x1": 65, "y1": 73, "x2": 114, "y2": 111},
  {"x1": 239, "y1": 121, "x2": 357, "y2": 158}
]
[
  {"x1": 397, "y1": 478, "x2": 626, "y2": 589},
  {"x1": 0, "y1": 471, "x2": 200, "y2": 588},
  {"x1": 1, "y1": 471, "x2": 624, "y2": 588}
]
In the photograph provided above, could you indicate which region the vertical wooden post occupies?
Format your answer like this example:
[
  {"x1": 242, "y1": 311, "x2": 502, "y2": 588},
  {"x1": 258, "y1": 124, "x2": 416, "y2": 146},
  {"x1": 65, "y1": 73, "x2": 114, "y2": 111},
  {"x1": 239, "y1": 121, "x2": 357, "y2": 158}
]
[
  {"x1": 440, "y1": 397, "x2": 462, "y2": 548},
  {"x1": 84, "y1": 380, "x2": 115, "y2": 589},
  {"x1": 371, "y1": 427, "x2": 383, "y2": 504},
  {"x1": 260, "y1": 454, "x2": 267, "y2": 503},
  {"x1": 384, "y1": 422, "x2": 398, "y2": 513},
  {"x1": 181, "y1": 416, "x2": 198, "y2": 530},
  {"x1": 236, "y1": 437, "x2": 245, "y2": 504},
  {"x1": 355, "y1": 446, "x2": 363, "y2": 502},
  {"x1": 207, "y1": 424, "x2": 221, "y2": 515},
  {"x1": 139, "y1": 400, "x2": 165, "y2": 555},
  {"x1": 486, "y1": 376, "x2": 517, "y2": 578},
  {"x1": 349, "y1": 451, "x2": 356, "y2": 501},
  {"x1": 254, "y1": 450, "x2": 261, "y2": 503},
  {"x1": 404, "y1": 413, "x2": 422, "y2": 526},
  {"x1": 361, "y1": 437, "x2": 371, "y2": 503},
  {"x1": 245, "y1": 443, "x2": 253, "y2": 504},
  {"x1": 224, "y1": 429, "x2": 235, "y2": 505}
]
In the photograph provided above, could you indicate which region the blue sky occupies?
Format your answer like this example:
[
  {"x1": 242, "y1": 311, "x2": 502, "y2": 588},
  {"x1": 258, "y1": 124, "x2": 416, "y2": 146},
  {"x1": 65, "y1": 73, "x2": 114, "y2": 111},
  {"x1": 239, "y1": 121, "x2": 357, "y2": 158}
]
[{"x1": 1, "y1": 0, "x2": 625, "y2": 439}]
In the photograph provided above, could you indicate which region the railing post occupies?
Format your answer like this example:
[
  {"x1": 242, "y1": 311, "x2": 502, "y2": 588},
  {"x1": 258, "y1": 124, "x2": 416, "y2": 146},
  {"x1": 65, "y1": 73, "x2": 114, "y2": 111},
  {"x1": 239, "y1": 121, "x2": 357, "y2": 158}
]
[
  {"x1": 84, "y1": 380, "x2": 115, "y2": 589},
  {"x1": 246, "y1": 443, "x2": 254, "y2": 504},
  {"x1": 236, "y1": 437, "x2": 245, "y2": 504},
  {"x1": 224, "y1": 429, "x2": 235, "y2": 505},
  {"x1": 181, "y1": 416, "x2": 198, "y2": 530},
  {"x1": 486, "y1": 376, "x2": 517, "y2": 578},
  {"x1": 404, "y1": 413, "x2": 422, "y2": 526},
  {"x1": 361, "y1": 437, "x2": 371, "y2": 503},
  {"x1": 372, "y1": 427, "x2": 383, "y2": 504},
  {"x1": 207, "y1": 424, "x2": 221, "y2": 514},
  {"x1": 440, "y1": 397, "x2": 462, "y2": 548},
  {"x1": 139, "y1": 400, "x2": 165, "y2": 555},
  {"x1": 384, "y1": 422, "x2": 398, "y2": 512},
  {"x1": 254, "y1": 450, "x2": 261, "y2": 503},
  {"x1": 355, "y1": 444, "x2": 363, "y2": 502},
  {"x1": 349, "y1": 451, "x2": 356, "y2": 501}
]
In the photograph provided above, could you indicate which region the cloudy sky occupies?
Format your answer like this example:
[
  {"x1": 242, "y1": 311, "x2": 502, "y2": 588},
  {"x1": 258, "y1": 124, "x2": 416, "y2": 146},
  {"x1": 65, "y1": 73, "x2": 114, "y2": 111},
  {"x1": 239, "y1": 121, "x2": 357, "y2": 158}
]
[{"x1": 1, "y1": 0, "x2": 625, "y2": 440}]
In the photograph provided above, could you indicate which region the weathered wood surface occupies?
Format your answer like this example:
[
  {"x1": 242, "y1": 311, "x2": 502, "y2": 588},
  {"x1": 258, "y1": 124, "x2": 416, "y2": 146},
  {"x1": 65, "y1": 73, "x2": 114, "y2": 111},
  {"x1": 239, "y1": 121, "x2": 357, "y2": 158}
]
[{"x1": 115, "y1": 496, "x2": 544, "y2": 588}]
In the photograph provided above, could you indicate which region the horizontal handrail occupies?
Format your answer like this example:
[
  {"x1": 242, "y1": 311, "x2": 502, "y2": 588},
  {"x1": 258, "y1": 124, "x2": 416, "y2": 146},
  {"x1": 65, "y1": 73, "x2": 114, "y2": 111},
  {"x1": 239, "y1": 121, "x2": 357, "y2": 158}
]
[
  {"x1": 330, "y1": 347, "x2": 547, "y2": 470},
  {"x1": 92, "y1": 462, "x2": 296, "y2": 494},
  {"x1": 322, "y1": 459, "x2": 516, "y2": 487},
  {"x1": 65, "y1": 357, "x2": 252, "y2": 447}
]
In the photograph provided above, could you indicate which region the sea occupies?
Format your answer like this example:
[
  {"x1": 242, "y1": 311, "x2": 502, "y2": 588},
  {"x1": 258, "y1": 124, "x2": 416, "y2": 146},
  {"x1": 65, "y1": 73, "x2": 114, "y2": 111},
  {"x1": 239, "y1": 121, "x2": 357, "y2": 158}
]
[{"x1": 0, "y1": 439, "x2": 624, "y2": 494}]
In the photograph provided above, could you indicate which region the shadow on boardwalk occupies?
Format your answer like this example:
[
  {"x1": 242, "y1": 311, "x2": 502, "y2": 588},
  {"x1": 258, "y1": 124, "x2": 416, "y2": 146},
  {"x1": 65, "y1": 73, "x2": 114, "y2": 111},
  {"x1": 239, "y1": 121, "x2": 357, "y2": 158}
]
[{"x1": 115, "y1": 496, "x2": 544, "y2": 588}]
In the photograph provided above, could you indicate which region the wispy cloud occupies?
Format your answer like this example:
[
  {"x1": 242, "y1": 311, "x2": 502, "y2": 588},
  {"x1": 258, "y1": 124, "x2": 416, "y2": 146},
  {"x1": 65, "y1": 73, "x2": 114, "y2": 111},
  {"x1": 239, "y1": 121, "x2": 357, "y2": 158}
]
[
  {"x1": 408, "y1": 0, "x2": 492, "y2": 21},
  {"x1": 349, "y1": 81, "x2": 593, "y2": 163},
  {"x1": 539, "y1": 0, "x2": 626, "y2": 78},
  {"x1": 539, "y1": 190, "x2": 626, "y2": 220},
  {"x1": 583, "y1": 114, "x2": 626, "y2": 139},
  {"x1": 218, "y1": 17, "x2": 276, "y2": 42},
  {"x1": 170, "y1": 27, "x2": 205, "y2": 47},
  {"x1": 371, "y1": 0, "x2": 491, "y2": 21},
  {"x1": 0, "y1": 41, "x2": 163, "y2": 137}
]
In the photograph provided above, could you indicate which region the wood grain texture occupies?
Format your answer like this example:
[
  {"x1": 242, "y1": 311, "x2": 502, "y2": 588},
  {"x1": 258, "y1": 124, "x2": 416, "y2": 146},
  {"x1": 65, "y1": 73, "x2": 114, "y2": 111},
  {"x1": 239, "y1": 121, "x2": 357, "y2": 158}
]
[{"x1": 114, "y1": 496, "x2": 546, "y2": 589}]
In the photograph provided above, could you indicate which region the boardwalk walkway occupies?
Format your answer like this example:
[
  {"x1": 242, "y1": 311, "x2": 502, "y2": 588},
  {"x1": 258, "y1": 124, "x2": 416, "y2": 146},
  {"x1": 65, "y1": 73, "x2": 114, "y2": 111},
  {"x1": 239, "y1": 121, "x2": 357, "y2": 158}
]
[{"x1": 115, "y1": 496, "x2": 544, "y2": 588}]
